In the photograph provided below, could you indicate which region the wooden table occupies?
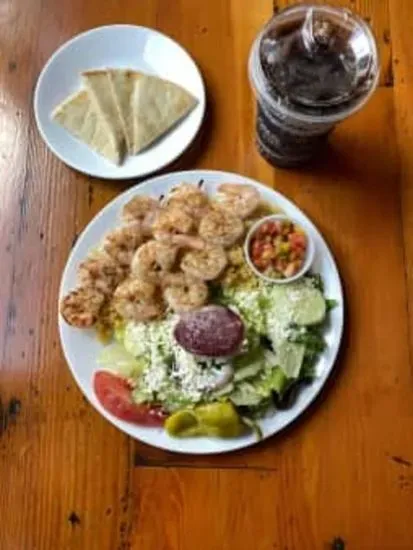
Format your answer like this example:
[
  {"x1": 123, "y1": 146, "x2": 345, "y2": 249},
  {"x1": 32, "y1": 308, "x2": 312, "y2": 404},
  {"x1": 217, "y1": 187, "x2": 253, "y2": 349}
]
[{"x1": 1, "y1": 0, "x2": 413, "y2": 548}]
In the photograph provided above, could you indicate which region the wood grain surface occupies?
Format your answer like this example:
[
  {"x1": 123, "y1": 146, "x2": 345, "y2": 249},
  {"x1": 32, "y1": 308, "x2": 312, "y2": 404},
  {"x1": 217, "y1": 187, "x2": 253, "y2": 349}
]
[{"x1": 1, "y1": 0, "x2": 412, "y2": 549}]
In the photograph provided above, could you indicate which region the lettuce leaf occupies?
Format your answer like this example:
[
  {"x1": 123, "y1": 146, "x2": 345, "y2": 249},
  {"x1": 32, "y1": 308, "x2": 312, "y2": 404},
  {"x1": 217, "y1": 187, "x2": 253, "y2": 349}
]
[{"x1": 97, "y1": 343, "x2": 147, "y2": 379}]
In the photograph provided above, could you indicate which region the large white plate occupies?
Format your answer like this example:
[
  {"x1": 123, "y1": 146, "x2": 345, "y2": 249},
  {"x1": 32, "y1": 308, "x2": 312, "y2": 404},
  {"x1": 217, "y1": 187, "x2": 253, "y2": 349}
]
[
  {"x1": 59, "y1": 170, "x2": 344, "y2": 454},
  {"x1": 34, "y1": 25, "x2": 205, "y2": 179}
]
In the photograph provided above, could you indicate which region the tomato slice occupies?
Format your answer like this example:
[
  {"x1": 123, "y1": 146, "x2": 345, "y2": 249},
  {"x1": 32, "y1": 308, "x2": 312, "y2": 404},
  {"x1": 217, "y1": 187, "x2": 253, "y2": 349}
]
[{"x1": 93, "y1": 370, "x2": 168, "y2": 426}]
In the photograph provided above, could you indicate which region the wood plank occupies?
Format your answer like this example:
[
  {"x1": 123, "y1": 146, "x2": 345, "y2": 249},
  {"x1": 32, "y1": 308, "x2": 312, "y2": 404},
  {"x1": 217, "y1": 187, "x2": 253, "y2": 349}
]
[
  {"x1": 128, "y1": 466, "x2": 413, "y2": 549},
  {"x1": 0, "y1": 0, "x2": 44, "y2": 376},
  {"x1": 274, "y1": 0, "x2": 392, "y2": 87},
  {"x1": 389, "y1": 1, "x2": 413, "y2": 349}
]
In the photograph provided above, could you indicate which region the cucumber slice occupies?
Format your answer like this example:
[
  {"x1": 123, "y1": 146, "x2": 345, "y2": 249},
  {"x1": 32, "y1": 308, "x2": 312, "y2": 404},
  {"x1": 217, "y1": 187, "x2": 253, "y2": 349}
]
[
  {"x1": 289, "y1": 286, "x2": 326, "y2": 326},
  {"x1": 276, "y1": 341, "x2": 305, "y2": 379},
  {"x1": 97, "y1": 343, "x2": 147, "y2": 378}
]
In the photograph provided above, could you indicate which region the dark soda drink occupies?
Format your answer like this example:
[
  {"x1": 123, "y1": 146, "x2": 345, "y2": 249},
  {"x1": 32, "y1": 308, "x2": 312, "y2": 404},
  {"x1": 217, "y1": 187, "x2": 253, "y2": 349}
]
[{"x1": 249, "y1": 5, "x2": 379, "y2": 168}]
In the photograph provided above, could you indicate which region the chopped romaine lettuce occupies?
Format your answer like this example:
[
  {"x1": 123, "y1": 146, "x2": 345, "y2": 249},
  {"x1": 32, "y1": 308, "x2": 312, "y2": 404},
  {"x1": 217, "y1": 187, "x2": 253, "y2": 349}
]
[
  {"x1": 132, "y1": 386, "x2": 153, "y2": 404},
  {"x1": 289, "y1": 325, "x2": 326, "y2": 355},
  {"x1": 229, "y1": 382, "x2": 265, "y2": 407},
  {"x1": 234, "y1": 362, "x2": 263, "y2": 382},
  {"x1": 256, "y1": 366, "x2": 289, "y2": 396},
  {"x1": 221, "y1": 286, "x2": 267, "y2": 334},
  {"x1": 211, "y1": 382, "x2": 234, "y2": 398},
  {"x1": 308, "y1": 273, "x2": 324, "y2": 292},
  {"x1": 233, "y1": 348, "x2": 266, "y2": 381},
  {"x1": 156, "y1": 388, "x2": 195, "y2": 412},
  {"x1": 113, "y1": 320, "x2": 126, "y2": 343},
  {"x1": 275, "y1": 341, "x2": 305, "y2": 379},
  {"x1": 326, "y1": 298, "x2": 338, "y2": 311}
]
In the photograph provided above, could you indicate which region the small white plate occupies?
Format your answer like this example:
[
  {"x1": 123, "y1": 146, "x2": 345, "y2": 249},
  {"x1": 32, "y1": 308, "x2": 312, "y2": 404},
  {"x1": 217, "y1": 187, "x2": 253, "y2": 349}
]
[
  {"x1": 34, "y1": 25, "x2": 206, "y2": 179},
  {"x1": 58, "y1": 170, "x2": 344, "y2": 455}
]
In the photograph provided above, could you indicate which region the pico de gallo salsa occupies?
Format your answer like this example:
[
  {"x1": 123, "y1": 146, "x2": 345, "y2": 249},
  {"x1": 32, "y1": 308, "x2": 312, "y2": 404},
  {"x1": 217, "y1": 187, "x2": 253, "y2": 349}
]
[{"x1": 249, "y1": 217, "x2": 308, "y2": 279}]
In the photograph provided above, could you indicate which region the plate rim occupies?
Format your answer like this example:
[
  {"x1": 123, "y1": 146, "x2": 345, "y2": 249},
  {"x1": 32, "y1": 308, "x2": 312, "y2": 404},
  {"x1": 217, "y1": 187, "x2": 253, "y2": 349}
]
[
  {"x1": 33, "y1": 24, "x2": 206, "y2": 179},
  {"x1": 58, "y1": 169, "x2": 344, "y2": 454}
]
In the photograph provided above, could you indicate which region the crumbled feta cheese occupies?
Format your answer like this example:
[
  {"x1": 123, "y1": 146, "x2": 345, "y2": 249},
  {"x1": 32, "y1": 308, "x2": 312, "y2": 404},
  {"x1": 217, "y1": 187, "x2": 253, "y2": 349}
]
[
  {"x1": 169, "y1": 346, "x2": 232, "y2": 402},
  {"x1": 142, "y1": 361, "x2": 167, "y2": 393},
  {"x1": 266, "y1": 289, "x2": 294, "y2": 344},
  {"x1": 141, "y1": 344, "x2": 169, "y2": 393},
  {"x1": 223, "y1": 287, "x2": 266, "y2": 333},
  {"x1": 266, "y1": 309, "x2": 291, "y2": 343},
  {"x1": 124, "y1": 318, "x2": 175, "y2": 357}
]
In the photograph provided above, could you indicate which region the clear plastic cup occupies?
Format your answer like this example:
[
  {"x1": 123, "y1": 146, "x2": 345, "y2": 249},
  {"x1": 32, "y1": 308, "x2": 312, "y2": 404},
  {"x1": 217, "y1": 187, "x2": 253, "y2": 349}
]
[{"x1": 249, "y1": 4, "x2": 380, "y2": 168}]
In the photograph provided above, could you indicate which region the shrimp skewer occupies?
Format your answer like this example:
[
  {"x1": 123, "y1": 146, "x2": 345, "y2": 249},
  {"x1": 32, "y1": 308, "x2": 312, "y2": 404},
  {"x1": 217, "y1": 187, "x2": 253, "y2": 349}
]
[
  {"x1": 180, "y1": 244, "x2": 227, "y2": 281},
  {"x1": 62, "y1": 183, "x2": 262, "y2": 329},
  {"x1": 102, "y1": 222, "x2": 143, "y2": 267},
  {"x1": 60, "y1": 287, "x2": 105, "y2": 328},
  {"x1": 152, "y1": 208, "x2": 194, "y2": 243},
  {"x1": 131, "y1": 241, "x2": 178, "y2": 283},
  {"x1": 165, "y1": 183, "x2": 210, "y2": 221},
  {"x1": 168, "y1": 234, "x2": 206, "y2": 250},
  {"x1": 113, "y1": 279, "x2": 163, "y2": 322},
  {"x1": 162, "y1": 273, "x2": 208, "y2": 313},
  {"x1": 198, "y1": 206, "x2": 244, "y2": 248},
  {"x1": 216, "y1": 183, "x2": 260, "y2": 219},
  {"x1": 77, "y1": 252, "x2": 126, "y2": 296},
  {"x1": 122, "y1": 195, "x2": 160, "y2": 236}
]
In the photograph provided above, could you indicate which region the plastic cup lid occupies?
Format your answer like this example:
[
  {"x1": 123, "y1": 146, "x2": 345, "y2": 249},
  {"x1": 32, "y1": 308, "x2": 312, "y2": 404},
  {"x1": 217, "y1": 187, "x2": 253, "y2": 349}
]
[{"x1": 249, "y1": 4, "x2": 380, "y2": 125}]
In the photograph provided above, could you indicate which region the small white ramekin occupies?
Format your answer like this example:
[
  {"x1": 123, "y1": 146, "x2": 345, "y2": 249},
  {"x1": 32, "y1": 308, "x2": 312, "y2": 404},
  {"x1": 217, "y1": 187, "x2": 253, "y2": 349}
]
[{"x1": 244, "y1": 214, "x2": 315, "y2": 284}]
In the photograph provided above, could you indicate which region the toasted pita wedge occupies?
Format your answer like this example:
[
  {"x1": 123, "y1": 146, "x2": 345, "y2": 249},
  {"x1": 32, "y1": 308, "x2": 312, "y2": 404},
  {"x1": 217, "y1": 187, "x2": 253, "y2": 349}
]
[
  {"x1": 52, "y1": 90, "x2": 121, "y2": 164},
  {"x1": 107, "y1": 69, "x2": 143, "y2": 153},
  {"x1": 131, "y1": 75, "x2": 197, "y2": 154},
  {"x1": 82, "y1": 70, "x2": 126, "y2": 158}
]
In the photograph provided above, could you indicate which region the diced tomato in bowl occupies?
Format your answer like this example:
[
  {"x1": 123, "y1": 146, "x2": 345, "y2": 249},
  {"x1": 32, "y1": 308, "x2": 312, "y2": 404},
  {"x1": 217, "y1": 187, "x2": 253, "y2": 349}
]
[
  {"x1": 289, "y1": 232, "x2": 307, "y2": 251},
  {"x1": 244, "y1": 215, "x2": 314, "y2": 283}
]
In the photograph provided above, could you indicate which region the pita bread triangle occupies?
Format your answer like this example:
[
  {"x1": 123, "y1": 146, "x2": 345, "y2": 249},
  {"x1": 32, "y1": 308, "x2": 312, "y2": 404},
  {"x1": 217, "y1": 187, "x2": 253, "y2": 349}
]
[
  {"x1": 81, "y1": 70, "x2": 126, "y2": 159},
  {"x1": 52, "y1": 90, "x2": 121, "y2": 164},
  {"x1": 131, "y1": 74, "x2": 197, "y2": 154},
  {"x1": 107, "y1": 69, "x2": 143, "y2": 153}
]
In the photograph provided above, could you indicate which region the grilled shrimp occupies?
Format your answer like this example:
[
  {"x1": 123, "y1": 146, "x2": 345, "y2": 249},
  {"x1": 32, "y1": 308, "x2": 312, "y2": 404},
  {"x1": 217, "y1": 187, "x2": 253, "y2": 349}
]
[
  {"x1": 60, "y1": 286, "x2": 105, "y2": 328},
  {"x1": 198, "y1": 206, "x2": 244, "y2": 248},
  {"x1": 78, "y1": 252, "x2": 125, "y2": 296},
  {"x1": 122, "y1": 195, "x2": 160, "y2": 235},
  {"x1": 113, "y1": 279, "x2": 163, "y2": 322},
  {"x1": 131, "y1": 240, "x2": 178, "y2": 282},
  {"x1": 162, "y1": 273, "x2": 208, "y2": 313},
  {"x1": 165, "y1": 183, "x2": 210, "y2": 220},
  {"x1": 102, "y1": 222, "x2": 143, "y2": 267},
  {"x1": 168, "y1": 234, "x2": 206, "y2": 250},
  {"x1": 180, "y1": 244, "x2": 227, "y2": 281},
  {"x1": 152, "y1": 207, "x2": 194, "y2": 242},
  {"x1": 216, "y1": 183, "x2": 260, "y2": 219}
]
